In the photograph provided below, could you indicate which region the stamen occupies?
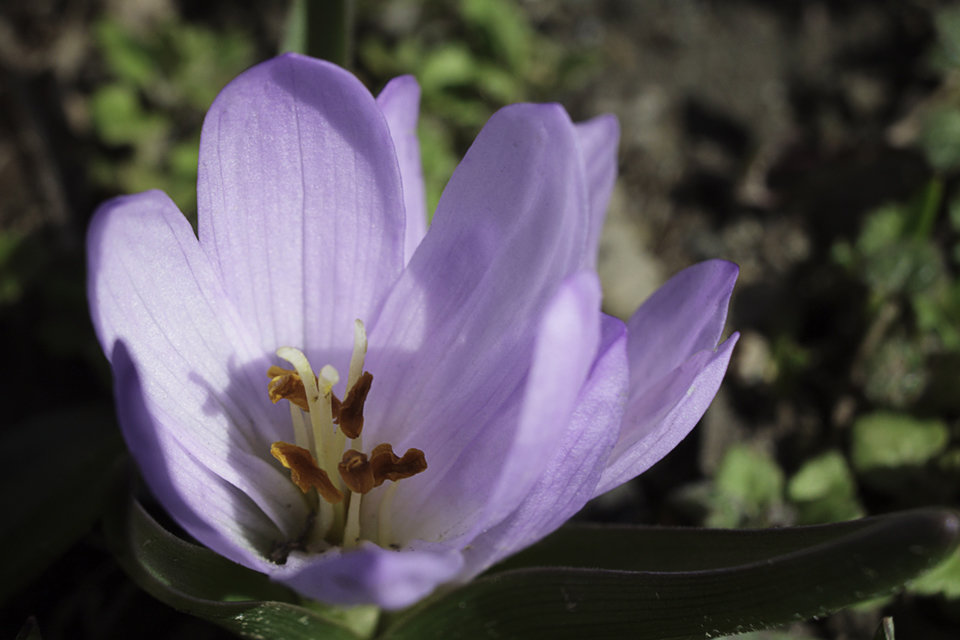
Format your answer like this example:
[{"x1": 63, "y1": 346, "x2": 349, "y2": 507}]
[
  {"x1": 378, "y1": 482, "x2": 400, "y2": 548},
  {"x1": 347, "y1": 319, "x2": 368, "y2": 391},
  {"x1": 266, "y1": 364, "x2": 311, "y2": 448},
  {"x1": 333, "y1": 371, "x2": 373, "y2": 439},
  {"x1": 276, "y1": 349, "x2": 322, "y2": 412},
  {"x1": 276, "y1": 348, "x2": 341, "y2": 480},
  {"x1": 289, "y1": 404, "x2": 311, "y2": 450},
  {"x1": 319, "y1": 365, "x2": 340, "y2": 389},
  {"x1": 270, "y1": 442, "x2": 343, "y2": 504},
  {"x1": 316, "y1": 364, "x2": 341, "y2": 477},
  {"x1": 338, "y1": 449, "x2": 375, "y2": 494},
  {"x1": 368, "y1": 443, "x2": 427, "y2": 484},
  {"x1": 343, "y1": 492, "x2": 363, "y2": 549},
  {"x1": 267, "y1": 326, "x2": 427, "y2": 552},
  {"x1": 338, "y1": 444, "x2": 427, "y2": 494},
  {"x1": 267, "y1": 366, "x2": 310, "y2": 412}
]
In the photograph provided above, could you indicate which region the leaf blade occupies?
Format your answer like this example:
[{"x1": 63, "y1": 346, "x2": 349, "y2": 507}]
[
  {"x1": 104, "y1": 495, "x2": 364, "y2": 640},
  {"x1": 383, "y1": 509, "x2": 959, "y2": 640}
]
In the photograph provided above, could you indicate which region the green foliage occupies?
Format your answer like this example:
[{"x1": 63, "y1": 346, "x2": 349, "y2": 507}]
[
  {"x1": 110, "y1": 492, "x2": 959, "y2": 640},
  {"x1": 385, "y1": 510, "x2": 959, "y2": 639},
  {"x1": 105, "y1": 497, "x2": 368, "y2": 639},
  {"x1": 860, "y1": 334, "x2": 929, "y2": 407},
  {"x1": 833, "y1": 186, "x2": 946, "y2": 303},
  {"x1": 909, "y1": 545, "x2": 960, "y2": 599},
  {"x1": 930, "y1": 6, "x2": 960, "y2": 72},
  {"x1": 787, "y1": 450, "x2": 863, "y2": 524},
  {"x1": 826, "y1": 3, "x2": 960, "y2": 420},
  {"x1": 357, "y1": 0, "x2": 598, "y2": 215},
  {"x1": 850, "y1": 412, "x2": 950, "y2": 471},
  {"x1": 920, "y1": 108, "x2": 960, "y2": 172},
  {"x1": 832, "y1": 178, "x2": 960, "y2": 406},
  {"x1": 282, "y1": 0, "x2": 353, "y2": 67},
  {"x1": 91, "y1": 16, "x2": 254, "y2": 215},
  {"x1": 680, "y1": 445, "x2": 787, "y2": 529}
]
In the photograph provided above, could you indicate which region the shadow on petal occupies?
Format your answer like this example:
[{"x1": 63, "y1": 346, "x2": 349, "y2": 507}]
[{"x1": 111, "y1": 340, "x2": 283, "y2": 574}]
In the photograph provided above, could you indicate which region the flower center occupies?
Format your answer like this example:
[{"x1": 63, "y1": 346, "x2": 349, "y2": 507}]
[{"x1": 267, "y1": 319, "x2": 426, "y2": 554}]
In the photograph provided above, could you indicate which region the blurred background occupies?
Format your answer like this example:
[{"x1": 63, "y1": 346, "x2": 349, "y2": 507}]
[{"x1": 2, "y1": 0, "x2": 960, "y2": 638}]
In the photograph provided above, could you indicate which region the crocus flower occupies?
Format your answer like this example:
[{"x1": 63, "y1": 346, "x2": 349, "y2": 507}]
[{"x1": 87, "y1": 53, "x2": 738, "y2": 610}]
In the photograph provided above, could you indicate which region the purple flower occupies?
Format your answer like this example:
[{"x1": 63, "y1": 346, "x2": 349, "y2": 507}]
[{"x1": 87, "y1": 54, "x2": 738, "y2": 610}]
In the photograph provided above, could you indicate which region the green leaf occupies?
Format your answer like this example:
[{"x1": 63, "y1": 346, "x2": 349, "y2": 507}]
[
  {"x1": 787, "y1": 450, "x2": 863, "y2": 524},
  {"x1": 932, "y1": 6, "x2": 960, "y2": 69},
  {"x1": 0, "y1": 407, "x2": 124, "y2": 602},
  {"x1": 709, "y1": 444, "x2": 784, "y2": 527},
  {"x1": 418, "y1": 44, "x2": 478, "y2": 92},
  {"x1": 95, "y1": 19, "x2": 158, "y2": 88},
  {"x1": 851, "y1": 412, "x2": 950, "y2": 471},
  {"x1": 90, "y1": 84, "x2": 169, "y2": 146},
  {"x1": 169, "y1": 26, "x2": 255, "y2": 110},
  {"x1": 381, "y1": 510, "x2": 959, "y2": 640},
  {"x1": 459, "y1": 0, "x2": 533, "y2": 72},
  {"x1": 920, "y1": 108, "x2": 960, "y2": 172},
  {"x1": 908, "y1": 545, "x2": 960, "y2": 599},
  {"x1": 104, "y1": 495, "x2": 369, "y2": 639}
]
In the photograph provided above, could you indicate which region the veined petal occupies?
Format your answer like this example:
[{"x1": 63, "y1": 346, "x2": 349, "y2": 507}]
[
  {"x1": 593, "y1": 260, "x2": 738, "y2": 495},
  {"x1": 461, "y1": 314, "x2": 629, "y2": 577},
  {"x1": 364, "y1": 101, "x2": 590, "y2": 451},
  {"x1": 197, "y1": 53, "x2": 406, "y2": 371},
  {"x1": 87, "y1": 191, "x2": 308, "y2": 562},
  {"x1": 595, "y1": 333, "x2": 739, "y2": 495},
  {"x1": 276, "y1": 543, "x2": 464, "y2": 609},
  {"x1": 627, "y1": 259, "x2": 738, "y2": 394},
  {"x1": 377, "y1": 75, "x2": 427, "y2": 263},
  {"x1": 368, "y1": 271, "x2": 602, "y2": 546},
  {"x1": 112, "y1": 342, "x2": 285, "y2": 572},
  {"x1": 361, "y1": 105, "x2": 593, "y2": 544},
  {"x1": 575, "y1": 114, "x2": 620, "y2": 264}
]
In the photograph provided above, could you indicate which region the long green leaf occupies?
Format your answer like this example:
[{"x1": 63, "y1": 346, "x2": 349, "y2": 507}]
[
  {"x1": 104, "y1": 495, "x2": 364, "y2": 640},
  {"x1": 490, "y1": 511, "x2": 941, "y2": 573},
  {"x1": 381, "y1": 509, "x2": 959, "y2": 640}
]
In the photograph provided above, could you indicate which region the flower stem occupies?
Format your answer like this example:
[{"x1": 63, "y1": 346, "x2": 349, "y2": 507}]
[{"x1": 282, "y1": 0, "x2": 354, "y2": 69}]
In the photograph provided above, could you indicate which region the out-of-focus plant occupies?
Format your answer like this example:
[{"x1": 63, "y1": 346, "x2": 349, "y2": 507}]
[
  {"x1": 90, "y1": 16, "x2": 254, "y2": 216},
  {"x1": 787, "y1": 450, "x2": 863, "y2": 525},
  {"x1": 824, "y1": 8, "x2": 960, "y2": 413},
  {"x1": 831, "y1": 181, "x2": 953, "y2": 407},
  {"x1": 357, "y1": 0, "x2": 598, "y2": 215}
]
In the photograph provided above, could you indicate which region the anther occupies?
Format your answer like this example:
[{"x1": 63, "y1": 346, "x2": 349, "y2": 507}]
[
  {"x1": 333, "y1": 371, "x2": 373, "y2": 439},
  {"x1": 337, "y1": 443, "x2": 427, "y2": 495},
  {"x1": 270, "y1": 442, "x2": 343, "y2": 504},
  {"x1": 267, "y1": 366, "x2": 310, "y2": 411}
]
